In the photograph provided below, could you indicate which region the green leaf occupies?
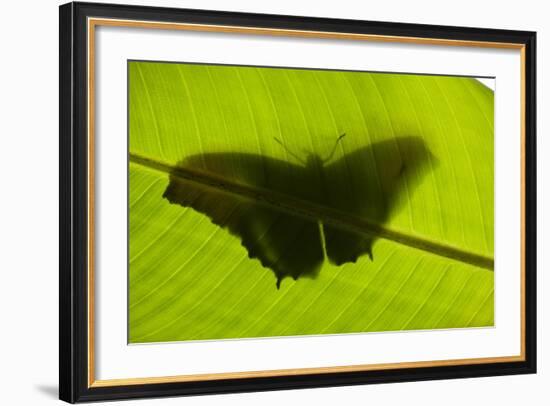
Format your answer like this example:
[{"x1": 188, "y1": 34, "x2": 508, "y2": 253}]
[{"x1": 128, "y1": 61, "x2": 494, "y2": 343}]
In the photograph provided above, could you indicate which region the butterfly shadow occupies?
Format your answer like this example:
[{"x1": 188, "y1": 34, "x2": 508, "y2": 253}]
[{"x1": 162, "y1": 136, "x2": 437, "y2": 288}]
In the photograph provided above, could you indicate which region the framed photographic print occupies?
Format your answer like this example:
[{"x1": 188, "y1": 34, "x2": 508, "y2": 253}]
[{"x1": 59, "y1": 1, "x2": 537, "y2": 403}]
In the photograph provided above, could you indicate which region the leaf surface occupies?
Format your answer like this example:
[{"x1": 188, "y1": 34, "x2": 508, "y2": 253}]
[{"x1": 128, "y1": 62, "x2": 494, "y2": 343}]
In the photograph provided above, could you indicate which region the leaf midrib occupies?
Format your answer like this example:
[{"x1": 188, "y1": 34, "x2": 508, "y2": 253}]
[{"x1": 129, "y1": 152, "x2": 494, "y2": 271}]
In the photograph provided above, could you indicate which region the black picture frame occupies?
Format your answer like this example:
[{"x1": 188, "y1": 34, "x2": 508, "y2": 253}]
[{"x1": 59, "y1": 1, "x2": 537, "y2": 403}]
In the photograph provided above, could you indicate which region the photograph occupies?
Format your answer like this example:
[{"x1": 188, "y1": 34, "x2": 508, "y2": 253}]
[{"x1": 128, "y1": 61, "x2": 495, "y2": 343}]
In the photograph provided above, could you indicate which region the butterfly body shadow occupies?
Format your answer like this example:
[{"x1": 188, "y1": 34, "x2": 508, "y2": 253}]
[{"x1": 162, "y1": 136, "x2": 436, "y2": 288}]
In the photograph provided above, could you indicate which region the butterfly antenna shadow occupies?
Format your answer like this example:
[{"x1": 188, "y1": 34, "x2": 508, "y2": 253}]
[
  {"x1": 322, "y1": 133, "x2": 347, "y2": 164},
  {"x1": 274, "y1": 137, "x2": 306, "y2": 165}
]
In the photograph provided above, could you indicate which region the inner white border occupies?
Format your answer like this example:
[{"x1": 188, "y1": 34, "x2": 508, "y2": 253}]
[{"x1": 94, "y1": 22, "x2": 522, "y2": 380}]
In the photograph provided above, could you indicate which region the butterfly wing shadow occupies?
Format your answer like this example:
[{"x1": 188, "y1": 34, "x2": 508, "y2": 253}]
[
  {"x1": 322, "y1": 136, "x2": 438, "y2": 265},
  {"x1": 161, "y1": 136, "x2": 436, "y2": 287},
  {"x1": 162, "y1": 155, "x2": 324, "y2": 288}
]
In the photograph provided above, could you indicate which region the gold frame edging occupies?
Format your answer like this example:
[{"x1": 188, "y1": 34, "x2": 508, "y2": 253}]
[{"x1": 86, "y1": 17, "x2": 527, "y2": 388}]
